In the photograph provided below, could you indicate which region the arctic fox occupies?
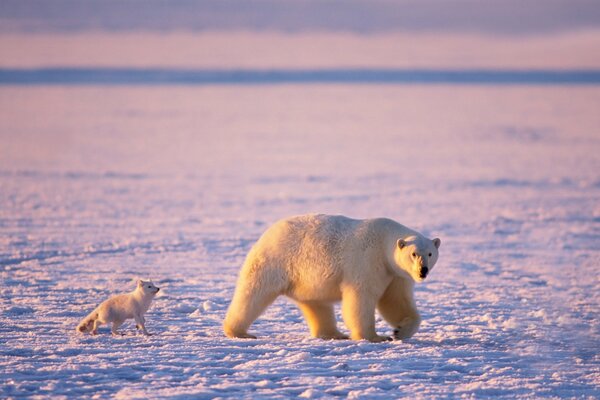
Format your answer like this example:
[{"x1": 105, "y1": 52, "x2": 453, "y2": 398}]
[{"x1": 77, "y1": 280, "x2": 160, "y2": 336}]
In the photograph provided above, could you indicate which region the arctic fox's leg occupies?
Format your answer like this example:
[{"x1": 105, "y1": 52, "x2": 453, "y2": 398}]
[
  {"x1": 91, "y1": 319, "x2": 101, "y2": 335},
  {"x1": 111, "y1": 319, "x2": 125, "y2": 336},
  {"x1": 134, "y1": 314, "x2": 151, "y2": 336},
  {"x1": 136, "y1": 316, "x2": 146, "y2": 331},
  {"x1": 377, "y1": 277, "x2": 421, "y2": 340},
  {"x1": 297, "y1": 301, "x2": 348, "y2": 340},
  {"x1": 342, "y1": 287, "x2": 391, "y2": 342}
]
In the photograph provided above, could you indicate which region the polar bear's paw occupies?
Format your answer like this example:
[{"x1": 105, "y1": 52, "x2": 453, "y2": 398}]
[
  {"x1": 392, "y1": 316, "x2": 421, "y2": 340},
  {"x1": 371, "y1": 335, "x2": 393, "y2": 343},
  {"x1": 234, "y1": 332, "x2": 257, "y2": 339},
  {"x1": 350, "y1": 332, "x2": 392, "y2": 342},
  {"x1": 224, "y1": 326, "x2": 258, "y2": 339},
  {"x1": 317, "y1": 332, "x2": 349, "y2": 340}
]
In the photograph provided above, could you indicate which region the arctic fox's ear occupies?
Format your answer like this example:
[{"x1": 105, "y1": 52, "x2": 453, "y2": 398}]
[
  {"x1": 397, "y1": 239, "x2": 406, "y2": 249},
  {"x1": 432, "y1": 238, "x2": 441, "y2": 249},
  {"x1": 137, "y1": 279, "x2": 143, "y2": 287}
]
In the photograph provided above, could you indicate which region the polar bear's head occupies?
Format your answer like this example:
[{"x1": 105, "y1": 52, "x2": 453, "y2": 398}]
[{"x1": 393, "y1": 236, "x2": 441, "y2": 282}]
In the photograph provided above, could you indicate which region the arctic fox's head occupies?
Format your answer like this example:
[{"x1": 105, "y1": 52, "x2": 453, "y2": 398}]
[
  {"x1": 137, "y1": 280, "x2": 160, "y2": 296},
  {"x1": 393, "y1": 235, "x2": 441, "y2": 282}
]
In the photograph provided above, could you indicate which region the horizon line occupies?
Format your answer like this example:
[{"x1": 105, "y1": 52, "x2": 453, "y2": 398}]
[{"x1": 1, "y1": 67, "x2": 600, "y2": 85}]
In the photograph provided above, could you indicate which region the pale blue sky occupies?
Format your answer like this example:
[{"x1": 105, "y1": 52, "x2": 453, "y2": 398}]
[{"x1": 1, "y1": 0, "x2": 599, "y2": 35}]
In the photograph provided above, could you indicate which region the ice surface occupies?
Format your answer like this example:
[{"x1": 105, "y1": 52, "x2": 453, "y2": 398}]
[{"x1": 0, "y1": 85, "x2": 599, "y2": 398}]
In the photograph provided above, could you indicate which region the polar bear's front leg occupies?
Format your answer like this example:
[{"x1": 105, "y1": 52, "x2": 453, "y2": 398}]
[
  {"x1": 377, "y1": 277, "x2": 421, "y2": 340},
  {"x1": 341, "y1": 287, "x2": 392, "y2": 342},
  {"x1": 297, "y1": 301, "x2": 348, "y2": 340}
]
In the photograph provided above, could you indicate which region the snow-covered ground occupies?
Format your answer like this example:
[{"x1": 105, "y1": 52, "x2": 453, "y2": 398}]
[{"x1": 1, "y1": 84, "x2": 599, "y2": 398}]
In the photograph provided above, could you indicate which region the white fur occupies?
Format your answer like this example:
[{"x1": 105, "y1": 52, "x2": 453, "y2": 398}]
[
  {"x1": 223, "y1": 214, "x2": 441, "y2": 342},
  {"x1": 77, "y1": 280, "x2": 160, "y2": 336}
]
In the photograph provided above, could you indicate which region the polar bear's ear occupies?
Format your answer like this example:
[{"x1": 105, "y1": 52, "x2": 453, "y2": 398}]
[
  {"x1": 397, "y1": 239, "x2": 406, "y2": 249},
  {"x1": 432, "y1": 238, "x2": 441, "y2": 249}
]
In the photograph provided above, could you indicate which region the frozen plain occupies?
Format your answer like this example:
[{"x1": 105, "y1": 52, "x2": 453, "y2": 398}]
[{"x1": 0, "y1": 84, "x2": 599, "y2": 399}]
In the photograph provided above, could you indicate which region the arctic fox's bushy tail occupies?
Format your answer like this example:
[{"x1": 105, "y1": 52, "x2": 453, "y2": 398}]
[{"x1": 76, "y1": 310, "x2": 98, "y2": 333}]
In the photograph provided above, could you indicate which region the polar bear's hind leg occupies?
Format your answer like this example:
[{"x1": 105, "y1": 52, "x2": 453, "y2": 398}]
[
  {"x1": 297, "y1": 301, "x2": 348, "y2": 340},
  {"x1": 223, "y1": 288, "x2": 278, "y2": 338},
  {"x1": 223, "y1": 264, "x2": 286, "y2": 339}
]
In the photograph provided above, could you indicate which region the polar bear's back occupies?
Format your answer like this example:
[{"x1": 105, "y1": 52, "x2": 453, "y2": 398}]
[
  {"x1": 239, "y1": 214, "x2": 409, "y2": 301},
  {"x1": 239, "y1": 215, "x2": 357, "y2": 300},
  {"x1": 248, "y1": 214, "x2": 409, "y2": 265},
  {"x1": 247, "y1": 214, "x2": 357, "y2": 266}
]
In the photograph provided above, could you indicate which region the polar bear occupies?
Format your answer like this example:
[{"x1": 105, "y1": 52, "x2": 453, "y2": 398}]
[{"x1": 223, "y1": 214, "x2": 440, "y2": 342}]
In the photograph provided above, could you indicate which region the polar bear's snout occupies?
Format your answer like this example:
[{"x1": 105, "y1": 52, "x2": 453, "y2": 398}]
[{"x1": 416, "y1": 254, "x2": 430, "y2": 279}]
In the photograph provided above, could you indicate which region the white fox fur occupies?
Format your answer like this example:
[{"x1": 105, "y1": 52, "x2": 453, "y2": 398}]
[{"x1": 77, "y1": 280, "x2": 160, "y2": 336}]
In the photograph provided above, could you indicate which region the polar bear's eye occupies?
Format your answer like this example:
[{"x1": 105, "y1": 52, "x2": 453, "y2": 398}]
[{"x1": 411, "y1": 252, "x2": 417, "y2": 257}]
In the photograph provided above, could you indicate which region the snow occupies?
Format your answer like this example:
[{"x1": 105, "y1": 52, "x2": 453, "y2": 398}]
[{"x1": 1, "y1": 84, "x2": 599, "y2": 398}]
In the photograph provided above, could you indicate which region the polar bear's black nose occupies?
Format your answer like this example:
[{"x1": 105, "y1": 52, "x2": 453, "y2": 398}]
[{"x1": 420, "y1": 267, "x2": 429, "y2": 279}]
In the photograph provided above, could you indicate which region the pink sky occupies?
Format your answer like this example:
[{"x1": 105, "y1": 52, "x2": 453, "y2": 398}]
[
  {"x1": 2, "y1": 1, "x2": 599, "y2": 70},
  {"x1": 1, "y1": 30, "x2": 600, "y2": 69},
  {"x1": 1, "y1": 0, "x2": 599, "y2": 35}
]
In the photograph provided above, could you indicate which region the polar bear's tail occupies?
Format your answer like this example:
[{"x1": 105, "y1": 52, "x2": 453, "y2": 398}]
[{"x1": 76, "y1": 310, "x2": 98, "y2": 333}]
